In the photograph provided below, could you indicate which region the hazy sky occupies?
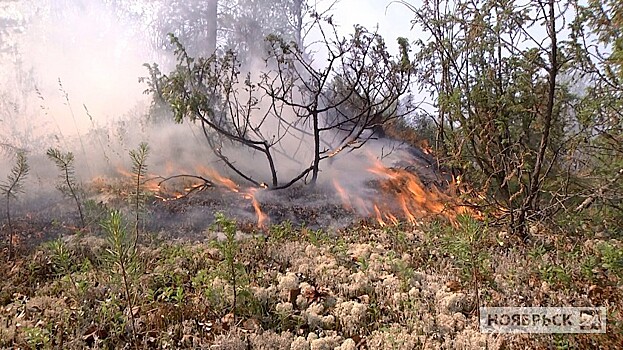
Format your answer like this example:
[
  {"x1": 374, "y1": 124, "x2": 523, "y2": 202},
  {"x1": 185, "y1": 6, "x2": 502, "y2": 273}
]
[
  {"x1": 334, "y1": 0, "x2": 416, "y2": 44},
  {"x1": 1, "y1": 0, "x2": 421, "y2": 142}
]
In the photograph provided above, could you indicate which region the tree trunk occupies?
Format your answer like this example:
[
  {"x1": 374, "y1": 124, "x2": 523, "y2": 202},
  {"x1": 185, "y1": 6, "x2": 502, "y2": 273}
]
[
  {"x1": 207, "y1": 0, "x2": 218, "y2": 54},
  {"x1": 292, "y1": 0, "x2": 304, "y2": 49},
  {"x1": 517, "y1": 0, "x2": 558, "y2": 236}
]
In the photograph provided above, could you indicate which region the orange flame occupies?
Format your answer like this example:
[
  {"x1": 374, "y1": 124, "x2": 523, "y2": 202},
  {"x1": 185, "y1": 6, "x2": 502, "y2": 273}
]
[
  {"x1": 245, "y1": 188, "x2": 268, "y2": 228},
  {"x1": 196, "y1": 165, "x2": 239, "y2": 192},
  {"x1": 332, "y1": 157, "x2": 471, "y2": 226},
  {"x1": 373, "y1": 205, "x2": 386, "y2": 227},
  {"x1": 333, "y1": 179, "x2": 352, "y2": 210}
]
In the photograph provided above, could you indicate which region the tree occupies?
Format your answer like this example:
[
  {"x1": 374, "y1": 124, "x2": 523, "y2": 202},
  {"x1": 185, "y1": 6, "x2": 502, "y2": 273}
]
[
  {"x1": 1, "y1": 151, "x2": 29, "y2": 261},
  {"x1": 150, "y1": 0, "x2": 218, "y2": 57},
  {"x1": 145, "y1": 17, "x2": 414, "y2": 189},
  {"x1": 565, "y1": 0, "x2": 623, "y2": 226},
  {"x1": 261, "y1": 23, "x2": 414, "y2": 184},
  {"x1": 148, "y1": 0, "x2": 323, "y2": 62},
  {"x1": 399, "y1": 0, "x2": 573, "y2": 235}
]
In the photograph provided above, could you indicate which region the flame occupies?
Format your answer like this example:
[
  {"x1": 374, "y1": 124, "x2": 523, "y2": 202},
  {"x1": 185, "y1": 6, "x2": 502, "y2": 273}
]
[
  {"x1": 112, "y1": 163, "x2": 270, "y2": 228},
  {"x1": 196, "y1": 165, "x2": 239, "y2": 192},
  {"x1": 245, "y1": 188, "x2": 268, "y2": 228},
  {"x1": 333, "y1": 179, "x2": 352, "y2": 210},
  {"x1": 115, "y1": 166, "x2": 134, "y2": 178},
  {"x1": 332, "y1": 157, "x2": 471, "y2": 226},
  {"x1": 373, "y1": 205, "x2": 386, "y2": 227}
]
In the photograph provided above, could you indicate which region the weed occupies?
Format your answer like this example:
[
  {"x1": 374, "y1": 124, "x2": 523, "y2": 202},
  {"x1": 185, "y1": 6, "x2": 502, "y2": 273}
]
[
  {"x1": 539, "y1": 263, "x2": 572, "y2": 286},
  {"x1": 580, "y1": 255, "x2": 599, "y2": 281},
  {"x1": 442, "y1": 215, "x2": 490, "y2": 283},
  {"x1": 357, "y1": 255, "x2": 370, "y2": 272},
  {"x1": 83, "y1": 199, "x2": 108, "y2": 228},
  {"x1": 597, "y1": 241, "x2": 623, "y2": 278},
  {"x1": 392, "y1": 259, "x2": 416, "y2": 292},
  {"x1": 23, "y1": 326, "x2": 51, "y2": 348},
  {"x1": 306, "y1": 227, "x2": 328, "y2": 246},
  {"x1": 528, "y1": 244, "x2": 548, "y2": 260},
  {"x1": 47, "y1": 238, "x2": 79, "y2": 295},
  {"x1": 441, "y1": 214, "x2": 490, "y2": 315},
  {"x1": 269, "y1": 220, "x2": 295, "y2": 241},
  {"x1": 211, "y1": 213, "x2": 243, "y2": 316}
]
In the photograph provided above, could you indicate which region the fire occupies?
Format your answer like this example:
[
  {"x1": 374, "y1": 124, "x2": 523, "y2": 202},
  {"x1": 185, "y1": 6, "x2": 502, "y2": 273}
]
[
  {"x1": 244, "y1": 188, "x2": 268, "y2": 228},
  {"x1": 196, "y1": 165, "x2": 239, "y2": 192},
  {"x1": 333, "y1": 179, "x2": 352, "y2": 210},
  {"x1": 333, "y1": 157, "x2": 469, "y2": 226},
  {"x1": 114, "y1": 163, "x2": 269, "y2": 228},
  {"x1": 373, "y1": 205, "x2": 386, "y2": 227},
  {"x1": 111, "y1": 151, "x2": 474, "y2": 230}
]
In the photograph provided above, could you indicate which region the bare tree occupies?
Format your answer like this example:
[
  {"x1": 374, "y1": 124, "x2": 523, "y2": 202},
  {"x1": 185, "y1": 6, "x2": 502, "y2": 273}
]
[
  {"x1": 145, "y1": 17, "x2": 414, "y2": 189},
  {"x1": 261, "y1": 19, "x2": 414, "y2": 184}
]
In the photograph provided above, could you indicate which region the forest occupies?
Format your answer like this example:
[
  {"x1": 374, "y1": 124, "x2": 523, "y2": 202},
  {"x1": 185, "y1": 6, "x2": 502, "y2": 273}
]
[{"x1": 0, "y1": 0, "x2": 621, "y2": 348}]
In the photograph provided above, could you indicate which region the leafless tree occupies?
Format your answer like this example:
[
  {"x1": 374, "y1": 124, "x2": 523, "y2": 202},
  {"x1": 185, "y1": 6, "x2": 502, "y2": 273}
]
[{"x1": 145, "y1": 17, "x2": 415, "y2": 189}]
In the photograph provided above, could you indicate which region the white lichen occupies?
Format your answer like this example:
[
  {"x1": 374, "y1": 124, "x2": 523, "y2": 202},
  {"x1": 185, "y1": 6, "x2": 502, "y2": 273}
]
[
  {"x1": 334, "y1": 301, "x2": 367, "y2": 335},
  {"x1": 279, "y1": 272, "x2": 300, "y2": 293}
]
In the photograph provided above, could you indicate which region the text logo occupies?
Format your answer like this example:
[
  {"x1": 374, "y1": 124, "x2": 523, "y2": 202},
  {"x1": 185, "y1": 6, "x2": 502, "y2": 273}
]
[{"x1": 479, "y1": 307, "x2": 606, "y2": 333}]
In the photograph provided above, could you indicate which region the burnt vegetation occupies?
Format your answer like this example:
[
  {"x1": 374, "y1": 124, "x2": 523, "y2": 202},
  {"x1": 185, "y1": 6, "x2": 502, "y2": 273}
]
[{"x1": 0, "y1": 0, "x2": 622, "y2": 349}]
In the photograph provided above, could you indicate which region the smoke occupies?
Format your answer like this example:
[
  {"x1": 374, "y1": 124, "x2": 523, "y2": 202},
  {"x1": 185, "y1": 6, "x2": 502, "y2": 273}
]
[
  {"x1": 0, "y1": 1, "x2": 167, "y2": 192},
  {"x1": 0, "y1": 1, "x2": 434, "y2": 232}
]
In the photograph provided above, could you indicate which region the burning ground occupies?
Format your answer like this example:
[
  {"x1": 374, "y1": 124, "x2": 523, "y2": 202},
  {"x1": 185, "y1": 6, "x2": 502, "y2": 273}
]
[{"x1": 1, "y1": 138, "x2": 622, "y2": 349}]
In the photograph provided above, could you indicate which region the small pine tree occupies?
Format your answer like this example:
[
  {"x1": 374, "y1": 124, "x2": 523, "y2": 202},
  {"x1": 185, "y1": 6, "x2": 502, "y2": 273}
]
[
  {"x1": 1, "y1": 151, "x2": 29, "y2": 260},
  {"x1": 102, "y1": 210, "x2": 139, "y2": 346},
  {"x1": 129, "y1": 142, "x2": 149, "y2": 248},
  {"x1": 46, "y1": 148, "x2": 85, "y2": 228}
]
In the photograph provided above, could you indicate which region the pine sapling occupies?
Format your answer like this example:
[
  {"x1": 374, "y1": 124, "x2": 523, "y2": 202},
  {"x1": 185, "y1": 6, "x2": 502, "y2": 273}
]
[
  {"x1": 102, "y1": 210, "x2": 139, "y2": 347},
  {"x1": 129, "y1": 142, "x2": 149, "y2": 249},
  {"x1": 46, "y1": 148, "x2": 85, "y2": 228},
  {"x1": 1, "y1": 151, "x2": 29, "y2": 261},
  {"x1": 212, "y1": 213, "x2": 241, "y2": 316}
]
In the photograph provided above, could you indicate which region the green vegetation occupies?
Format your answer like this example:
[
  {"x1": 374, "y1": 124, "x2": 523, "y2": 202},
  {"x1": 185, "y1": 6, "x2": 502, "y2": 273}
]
[
  {"x1": 0, "y1": 151, "x2": 29, "y2": 261},
  {"x1": 1, "y1": 218, "x2": 621, "y2": 348},
  {"x1": 1, "y1": 0, "x2": 622, "y2": 348},
  {"x1": 129, "y1": 142, "x2": 150, "y2": 248},
  {"x1": 46, "y1": 148, "x2": 85, "y2": 228}
]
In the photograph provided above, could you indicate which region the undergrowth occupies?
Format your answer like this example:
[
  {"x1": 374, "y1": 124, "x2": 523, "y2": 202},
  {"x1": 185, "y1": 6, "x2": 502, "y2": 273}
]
[{"x1": 0, "y1": 214, "x2": 621, "y2": 349}]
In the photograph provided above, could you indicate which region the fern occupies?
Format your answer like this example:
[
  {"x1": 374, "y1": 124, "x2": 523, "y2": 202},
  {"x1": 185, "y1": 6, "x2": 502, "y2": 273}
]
[
  {"x1": 129, "y1": 142, "x2": 149, "y2": 248},
  {"x1": 46, "y1": 148, "x2": 85, "y2": 228},
  {"x1": 0, "y1": 151, "x2": 29, "y2": 260}
]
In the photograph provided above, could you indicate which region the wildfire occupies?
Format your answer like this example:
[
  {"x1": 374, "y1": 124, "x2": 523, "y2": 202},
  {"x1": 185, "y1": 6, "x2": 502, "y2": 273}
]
[
  {"x1": 196, "y1": 165, "x2": 239, "y2": 192},
  {"x1": 111, "y1": 152, "x2": 473, "y2": 229},
  {"x1": 333, "y1": 179, "x2": 352, "y2": 210},
  {"x1": 244, "y1": 188, "x2": 268, "y2": 228},
  {"x1": 114, "y1": 163, "x2": 269, "y2": 228},
  {"x1": 333, "y1": 158, "x2": 468, "y2": 226}
]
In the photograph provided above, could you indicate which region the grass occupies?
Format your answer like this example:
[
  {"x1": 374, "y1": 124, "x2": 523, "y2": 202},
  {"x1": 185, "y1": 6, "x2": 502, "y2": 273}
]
[{"x1": 0, "y1": 212, "x2": 622, "y2": 348}]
